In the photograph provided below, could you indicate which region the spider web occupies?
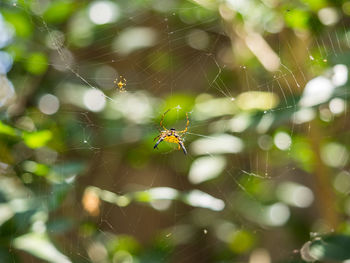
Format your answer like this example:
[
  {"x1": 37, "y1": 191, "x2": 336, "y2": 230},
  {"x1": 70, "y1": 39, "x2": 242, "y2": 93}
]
[{"x1": 1, "y1": 0, "x2": 350, "y2": 262}]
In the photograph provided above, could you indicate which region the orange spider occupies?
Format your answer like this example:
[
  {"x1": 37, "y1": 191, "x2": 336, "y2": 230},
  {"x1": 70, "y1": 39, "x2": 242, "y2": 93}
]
[
  {"x1": 114, "y1": 76, "x2": 126, "y2": 92},
  {"x1": 153, "y1": 109, "x2": 189, "y2": 155}
]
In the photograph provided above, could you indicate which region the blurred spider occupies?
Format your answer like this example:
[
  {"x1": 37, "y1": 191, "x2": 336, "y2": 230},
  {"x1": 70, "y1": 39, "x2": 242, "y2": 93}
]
[
  {"x1": 153, "y1": 109, "x2": 189, "y2": 155},
  {"x1": 114, "y1": 76, "x2": 126, "y2": 92}
]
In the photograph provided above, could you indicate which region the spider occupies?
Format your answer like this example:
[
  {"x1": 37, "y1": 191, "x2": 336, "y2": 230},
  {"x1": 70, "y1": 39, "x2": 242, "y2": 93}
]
[
  {"x1": 114, "y1": 76, "x2": 126, "y2": 92},
  {"x1": 153, "y1": 109, "x2": 189, "y2": 155}
]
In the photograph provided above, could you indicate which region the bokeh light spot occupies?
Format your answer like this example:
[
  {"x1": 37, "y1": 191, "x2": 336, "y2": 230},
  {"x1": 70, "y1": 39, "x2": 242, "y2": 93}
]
[
  {"x1": 266, "y1": 203, "x2": 290, "y2": 226},
  {"x1": 321, "y1": 142, "x2": 349, "y2": 168},
  {"x1": 186, "y1": 29, "x2": 209, "y2": 50},
  {"x1": 191, "y1": 134, "x2": 244, "y2": 155},
  {"x1": 88, "y1": 1, "x2": 120, "y2": 25},
  {"x1": 334, "y1": 171, "x2": 350, "y2": 194},
  {"x1": 332, "y1": 64, "x2": 348, "y2": 86},
  {"x1": 274, "y1": 131, "x2": 291, "y2": 150},
  {"x1": 83, "y1": 89, "x2": 106, "y2": 112},
  {"x1": 277, "y1": 182, "x2": 314, "y2": 208},
  {"x1": 329, "y1": 98, "x2": 346, "y2": 115},
  {"x1": 299, "y1": 76, "x2": 335, "y2": 107},
  {"x1": 318, "y1": 7, "x2": 339, "y2": 26},
  {"x1": 38, "y1": 94, "x2": 60, "y2": 115},
  {"x1": 113, "y1": 27, "x2": 158, "y2": 55},
  {"x1": 237, "y1": 91, "x2": 279, "y2": 111},
  {"x1": 189, "y1": 156, "x2": 226, "y2": 184}
]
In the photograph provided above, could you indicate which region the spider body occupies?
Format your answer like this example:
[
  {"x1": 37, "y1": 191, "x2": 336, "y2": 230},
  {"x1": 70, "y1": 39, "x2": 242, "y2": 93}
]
[
  {"x1": 153, "y1": 110, "x2": 189, "y2": 155},
  {"x1": 114, "y1": 76, "x2": 126, "y2": 92}
]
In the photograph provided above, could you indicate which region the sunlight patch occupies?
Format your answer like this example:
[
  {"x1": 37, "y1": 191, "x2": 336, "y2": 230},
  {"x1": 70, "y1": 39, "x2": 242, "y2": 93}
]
[
  {"x1": 38, "y1": 94, "x2": 60, "y2": 115},
  {"x1": 292, "y1": 108, "x2": 316, "y2": 124},
  {"x1": 88, "y1": 1, "x2": 120, "y2": 25},
  {"x1": 319, "y1": 107, "x2": 333, "y2": 122},
  {"x1": 236, "y1": 91, "x2": 279, "y2": 111},
  {"x1": 109, "y1": 91, "x2": 154, "y2": 123},
  {"x1": 186, "y1": 29, "x2": 210, "y2": 50},
  {"x1": 185, "y1": 190, "x2": 225, "y2": 211},
  {"x1": 113, "y1": 27, "x2": 158, "y2": 55},
  {"x1": 258, "y1": 135, "x2": 273, "y2": 150},
  {"x1": 87, "y1": 242, "x2": 108, "y2": 262},
  {"x1": 256, "y1": 112, "x2": 274, "y2": 133},
  {"x1": 0, "y1": 75, "x2": 15, "y2": 108},
  {"x1": 244, "y1": 31, "x2": 281, "y2": 72},
  {"x1": 299, "y1": 76, "x2": 335, "y2": 107},
  {"x1": 0, "y1": 14, "x2": 14, "y2": 49},
  {"x1": 194, "y1": 96, "x2": 237, "y2": 120},
  {"x1": 215, "y1": 221, "x2": 236, "y2": 242},
  {"x1": 69, "y1": 12, "x2": 94, "y2": 47},
  {"x1": 318, "y1": 7, "x2": 339, "y2": 26},
  {"x1": 333, "y1": 171, "x2": 350, "y2": 194},
  {"x1": 190, "y1": 134, "x2": 244, "y2": 155},
  {"x1": 265, "y1": 203, "x2": 290, "y2": 226},
  {"x1": 0, "y1": 204, "x2": 14, "y2": 225},
  {"x1": 0, "y1": 51, "x2": 13, "y2": 74},
  {"x1": 147, "y1": 187, "x2": 179, "y2": 200},
  {"x1": 228, "y1": 113, "x2": 251, "y2": 132},
  {"x1": 274, "y1": 131, "x2": 291, "y2": 150},
  {"x1": 150, "y1": 199, "x2": 172, "y2": 211},
  {"x1": 45, "y1": 30, "x2": 64, "y2": 50},
  {"x1": 321, "y1": 142, "x2": 349, "y2": 168},
  {"x1": 329, "y1": 98, "x2": 346, "y2": 115},
  {"x1": 14, "y1": 232, "x2": 71, "y2": 263},
  {"x1": 189, "y1": 155, "x2": 226, "y2": 184},
  {"x1": 94, "y1": 65, "x2": 117, "y2": 90},
  {"x1": 332, "y1": 64, "x2": 348, "y2": 86},
  {"x1": 51, "y1": 48, "x2": 74, "y2": 71},
  {"x1": 83, "y1": 89, "x2": 106, "y2": 112},
  {"x1": 277, "y1": 182, "x2": 314, "y2": 208}
]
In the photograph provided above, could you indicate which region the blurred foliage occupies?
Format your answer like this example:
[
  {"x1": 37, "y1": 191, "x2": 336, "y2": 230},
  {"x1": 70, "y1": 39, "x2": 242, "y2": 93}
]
[{"x1": 1, "y1": 0, "x2": 350, "y2": 262}]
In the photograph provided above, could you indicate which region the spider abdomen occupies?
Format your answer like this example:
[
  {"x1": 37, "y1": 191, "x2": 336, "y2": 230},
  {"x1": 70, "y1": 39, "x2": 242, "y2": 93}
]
[
  {"x1": 164, "y1": 135, "x2": 180, "y2": 144},
  {"x1": 153, "y1": 109, "x2": 189, "y2": 155}
]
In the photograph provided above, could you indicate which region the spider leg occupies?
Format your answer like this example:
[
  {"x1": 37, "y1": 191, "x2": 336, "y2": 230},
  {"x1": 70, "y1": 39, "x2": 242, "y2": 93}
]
[
  {"x1": 178, "y1": 112, "x2": 189, "y2": 133},
  {"x1": 178, "y1": 141, "x2": 187, "y2": 155},
  {"x1": 153, "y1": 135, "x2": 160, "y2": 141},
  {"x1": 153, "y1": 136, "x2": 164, "y2": 149},
  {"x1": 160, "y1": 109, "x2": 171, "y2": 130}
]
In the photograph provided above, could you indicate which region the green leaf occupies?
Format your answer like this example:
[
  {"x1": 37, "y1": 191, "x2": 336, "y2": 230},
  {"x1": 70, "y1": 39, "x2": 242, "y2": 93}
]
[
  {"x1": 22, "y1": 130, "x2": 52, "y2": 148},
  {"x1": 5, "y1": 44, "x2": 26, "y2": 62},
  {"x1": 0, "y1": 203, "x2": 14, "y2": 226},
  {"x1": 43, "y1": 0, "x2": 75, "y2": 24},
  {"x1": 108, "y1": 235, "x2": 141, "y2": 254},
  {"x1": 13, "y1": 232, "x2": 71, "y2": 263},
  {"x1": 301, "y1": 0, "x2": 327, "y2": 11},
  {"x1": 3, "y1": 11, "x2": 33, "y2": 38},
  {"x1": 291, "y1": 137, "x2": 314, "y2": 172},
  {"x1": 134, "y1": 191, "x2": 152, "y2": 202},
  {"x1": 228, "y1": 230, "x2": 256, "y2": 254},
  {"x1": 162, "y1": 94, "x2": 195, "y2": 121},
  {"x1": 284, "y1": 9, "x2": 310, "y2": 30},
  {"x1": 25, "y1": 52, "x2": 48, "y2": 75},
  {"x1": 0, "y1": 121, "x2": 17, "y2": 136},
  {"x1": 308, "y1": 235, "x2": 350, "y2": 261},
  {"x1": 178, "y1": 1, "x2": 216, "y2": 24},
  {"x1": 22, "y1": 161, "x2": 50, "y2": 176}
]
